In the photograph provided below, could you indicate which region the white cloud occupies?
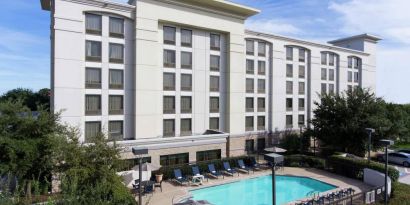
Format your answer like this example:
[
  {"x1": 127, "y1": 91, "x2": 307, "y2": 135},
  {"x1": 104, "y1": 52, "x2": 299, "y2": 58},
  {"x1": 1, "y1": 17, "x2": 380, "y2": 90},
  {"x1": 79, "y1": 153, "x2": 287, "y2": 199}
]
[{"x1": 245, "y1": 19, "x2": 300, "y2": 35}]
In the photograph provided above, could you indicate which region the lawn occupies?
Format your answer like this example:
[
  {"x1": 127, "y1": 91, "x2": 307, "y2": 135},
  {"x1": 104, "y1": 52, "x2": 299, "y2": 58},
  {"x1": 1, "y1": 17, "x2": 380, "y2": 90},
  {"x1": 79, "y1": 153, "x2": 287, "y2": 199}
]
[
  {"x1": 392, "y1": 142, "x2": 410, "y2": 150},
  {"x1": 376, "y1": 182, "x2": 410, "y2": 205}
]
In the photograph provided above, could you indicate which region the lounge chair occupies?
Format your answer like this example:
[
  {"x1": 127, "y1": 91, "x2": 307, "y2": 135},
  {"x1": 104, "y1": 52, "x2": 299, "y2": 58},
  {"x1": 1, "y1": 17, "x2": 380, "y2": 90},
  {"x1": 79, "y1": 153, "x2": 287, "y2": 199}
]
[
  {"x1": 207, "y1": 164, "x2": 224, "y2": 179},
  {"x1": 237, "y1": 159, "x2": 253, "y2": 174},
  {"x1": 250, "y1": 157, "x2": 263, "y2": 170},
  {"x1": 144, "y1": 183, "x2": 154, "y2": 196},
  {"x1": 192, "y1": 166, "x2": 208, "y2": 182},
  {"x1": 223, "y1": 162, "x2": 238, "y2": 176},
  {"x1": 173, "y1": 169, "x2": 189, "y2": 186}
]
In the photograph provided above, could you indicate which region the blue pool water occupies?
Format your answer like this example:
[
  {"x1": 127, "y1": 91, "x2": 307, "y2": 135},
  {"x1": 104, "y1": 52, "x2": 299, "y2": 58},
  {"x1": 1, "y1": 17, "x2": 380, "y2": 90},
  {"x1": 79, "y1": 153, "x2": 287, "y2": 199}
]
[{"x1": 191, "y1": 175, "x2": 336, "y2": 205}]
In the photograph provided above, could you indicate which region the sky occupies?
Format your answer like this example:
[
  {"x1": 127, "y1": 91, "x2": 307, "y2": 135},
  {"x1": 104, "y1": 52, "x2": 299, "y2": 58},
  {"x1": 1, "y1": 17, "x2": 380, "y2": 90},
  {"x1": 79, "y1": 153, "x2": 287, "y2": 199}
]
[{"x1": 0, "y1": 0, "x2": 409, "y2": 104}]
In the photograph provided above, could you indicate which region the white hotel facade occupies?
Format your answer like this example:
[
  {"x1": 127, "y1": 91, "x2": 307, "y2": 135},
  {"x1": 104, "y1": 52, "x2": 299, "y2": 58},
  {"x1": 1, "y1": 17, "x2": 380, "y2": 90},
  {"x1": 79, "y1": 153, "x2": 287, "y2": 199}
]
[{"x1": 40, "y1": 0, "x2": 380, "y2": 166}]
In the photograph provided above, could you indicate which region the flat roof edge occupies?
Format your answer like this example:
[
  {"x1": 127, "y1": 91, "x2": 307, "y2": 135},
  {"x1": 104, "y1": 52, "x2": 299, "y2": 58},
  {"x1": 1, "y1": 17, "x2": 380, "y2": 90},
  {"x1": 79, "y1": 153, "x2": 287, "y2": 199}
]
[{"x1": 328, "y1": 33, "x2": 382, "y2": 44}]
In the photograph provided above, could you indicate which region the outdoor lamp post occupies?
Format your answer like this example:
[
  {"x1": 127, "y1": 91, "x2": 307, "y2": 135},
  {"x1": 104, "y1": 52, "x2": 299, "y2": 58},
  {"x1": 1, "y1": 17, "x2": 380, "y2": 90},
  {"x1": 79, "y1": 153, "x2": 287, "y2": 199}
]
[
  {"x1": 379, "y1": 139, "x2": 394, "y2": 205},
  {"x1": 132, "y1": 146, "x2": 148, "y2": 205},
  {"x1": 365, "y1": 128, "x2": 375, "y2": 163},
  {"x1": 264, "y1": 153, "x2": 284, "y2": 205}
]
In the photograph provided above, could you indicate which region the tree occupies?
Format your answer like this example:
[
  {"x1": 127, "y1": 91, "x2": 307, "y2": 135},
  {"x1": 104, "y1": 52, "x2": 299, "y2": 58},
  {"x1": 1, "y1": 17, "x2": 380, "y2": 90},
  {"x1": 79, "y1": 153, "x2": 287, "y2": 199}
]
[{"x1": 0, "y1": 88, "x2": 50, "y2": 111}]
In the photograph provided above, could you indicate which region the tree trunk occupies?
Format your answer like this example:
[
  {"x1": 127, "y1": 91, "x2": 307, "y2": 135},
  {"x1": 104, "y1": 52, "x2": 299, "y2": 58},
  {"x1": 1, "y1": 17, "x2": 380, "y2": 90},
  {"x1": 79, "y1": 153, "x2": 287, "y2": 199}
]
[{"x1": 26, "y1": 180, "x2": 32, "y2": 200}]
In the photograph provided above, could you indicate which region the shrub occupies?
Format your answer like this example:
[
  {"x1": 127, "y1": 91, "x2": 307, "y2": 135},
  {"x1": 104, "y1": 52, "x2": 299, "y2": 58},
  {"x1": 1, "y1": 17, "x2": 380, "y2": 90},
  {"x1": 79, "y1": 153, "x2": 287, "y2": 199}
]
[
  {"x1": 327, "y1": 155, "x2": 399, "y2": 182},
  {"x1": 284, "y1": 155, "x2": 326, "y2": 169}
]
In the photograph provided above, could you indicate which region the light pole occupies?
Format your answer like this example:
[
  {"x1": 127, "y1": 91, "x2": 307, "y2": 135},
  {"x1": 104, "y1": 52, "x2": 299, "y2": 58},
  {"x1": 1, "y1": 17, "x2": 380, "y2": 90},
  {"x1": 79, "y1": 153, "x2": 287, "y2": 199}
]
[
  {"x1": 264, "y1": 153, "x2": 284, "y2": 205},
  {"x1": 132, "y1": 146, "x2": 148, "y2": 205},
  {"x1": 379, "y1": 139, "x2": 394, "y2": 205},
  {"x1": 365, "y1": 128, "x2": 375, "y2": 163}
]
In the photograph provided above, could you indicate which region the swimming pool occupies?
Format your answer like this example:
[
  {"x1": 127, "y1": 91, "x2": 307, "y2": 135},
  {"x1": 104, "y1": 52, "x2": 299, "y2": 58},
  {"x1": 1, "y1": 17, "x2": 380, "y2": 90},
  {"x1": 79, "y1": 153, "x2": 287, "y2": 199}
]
[{"x1": 190, "y1": 175, "x2": 336, "y2": 205}]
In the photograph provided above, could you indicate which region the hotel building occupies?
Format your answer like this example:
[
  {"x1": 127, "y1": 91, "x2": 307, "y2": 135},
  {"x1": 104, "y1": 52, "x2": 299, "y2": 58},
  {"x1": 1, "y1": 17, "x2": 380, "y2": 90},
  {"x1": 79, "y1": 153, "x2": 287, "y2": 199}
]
[{"x1": 40, "y1": 0, "x2": 380, "y2": 166}]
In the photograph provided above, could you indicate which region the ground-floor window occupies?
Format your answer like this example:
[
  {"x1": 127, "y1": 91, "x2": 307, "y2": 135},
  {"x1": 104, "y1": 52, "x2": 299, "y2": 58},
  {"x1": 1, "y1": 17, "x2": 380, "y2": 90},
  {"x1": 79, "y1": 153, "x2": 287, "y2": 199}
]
[
  {"x1": 245, "y1": 139, "x2": 254, "y2": 153},
  {"x1": 160, "y1": 153, "x2": 189, "y2": 166},
  {"x1": 196, "y1": 149, "x2": 221, "y2": 162},
  {"x1": 118, "y1": 157, "x2": 151, "y2": 171},
  {"x1": 257, "y1": 138, "x2": 266, "y2": 151}
]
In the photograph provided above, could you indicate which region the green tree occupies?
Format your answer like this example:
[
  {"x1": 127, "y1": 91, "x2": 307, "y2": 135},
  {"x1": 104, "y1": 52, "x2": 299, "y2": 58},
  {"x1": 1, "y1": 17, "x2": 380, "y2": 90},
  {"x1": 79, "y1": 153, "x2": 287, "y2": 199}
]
[{"x1": 0, "y1": 88, "x2": 50, "y2": 111}]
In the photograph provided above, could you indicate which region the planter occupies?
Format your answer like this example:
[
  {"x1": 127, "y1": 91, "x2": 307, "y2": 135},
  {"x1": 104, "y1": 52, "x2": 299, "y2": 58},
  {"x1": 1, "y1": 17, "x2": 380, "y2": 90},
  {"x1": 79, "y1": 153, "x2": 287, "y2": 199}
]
[{"x1": 155, "y1": 174, "x2": 163, "y2": 183}]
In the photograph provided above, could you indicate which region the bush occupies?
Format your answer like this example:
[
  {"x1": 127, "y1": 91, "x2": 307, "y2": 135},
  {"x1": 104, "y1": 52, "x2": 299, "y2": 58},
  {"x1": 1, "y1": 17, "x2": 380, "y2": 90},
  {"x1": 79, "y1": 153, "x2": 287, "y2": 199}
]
[
  {"x1": 388, "y1": 182, "x2": 410, "y2": 205},
  {"x1": 284, "y1": 155, "x2": 326, "y2": 169},
  {"x1": 152, "y1": 156, "x2": 253, "y2": 180},
  {"x1": 327, "y1": 155, "x2": 399, "y2": 182}
]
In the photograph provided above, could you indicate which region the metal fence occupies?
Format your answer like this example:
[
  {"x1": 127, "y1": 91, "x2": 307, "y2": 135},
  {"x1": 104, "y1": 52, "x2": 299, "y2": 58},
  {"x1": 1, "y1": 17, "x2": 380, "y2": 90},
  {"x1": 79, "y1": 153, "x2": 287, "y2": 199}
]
[{"x1": 329, "y1": 186, "x2": 385, "y2": 205}]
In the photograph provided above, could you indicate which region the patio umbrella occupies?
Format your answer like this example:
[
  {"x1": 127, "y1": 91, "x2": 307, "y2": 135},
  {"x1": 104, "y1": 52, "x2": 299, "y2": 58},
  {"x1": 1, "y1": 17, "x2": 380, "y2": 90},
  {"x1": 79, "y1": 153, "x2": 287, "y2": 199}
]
[
  {"x1": 132, "y1": 162, "x2": 161, "y2": 172},
  {"x1": 264, "y1": 146, "x2": 287, "y2": 153}
]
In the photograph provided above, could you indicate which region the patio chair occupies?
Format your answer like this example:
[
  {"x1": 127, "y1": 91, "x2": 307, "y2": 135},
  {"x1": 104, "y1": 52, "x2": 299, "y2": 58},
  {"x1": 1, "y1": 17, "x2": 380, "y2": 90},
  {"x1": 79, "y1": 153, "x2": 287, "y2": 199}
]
[
  {"x1": 144, "y1": 183, "x2": 154, "y2": 196},
  {"x1": 192, "y1": 166, "x2": 208, "y2": 182},
  {"x1": 207, "y1": 164, "x2": 224, "y2": 179},
  {"x1": 223, "y1": 162, "x2": 239, "y2": 177},
  {"x1": 237, "y1": 159, "x2": 253, "y2": 174},
  {"x1": 250, "y1": 157, "x2": 263, "y2": 170},
  {"x1": 173, "y1": 169, "x2": 189, "y2": 186}
]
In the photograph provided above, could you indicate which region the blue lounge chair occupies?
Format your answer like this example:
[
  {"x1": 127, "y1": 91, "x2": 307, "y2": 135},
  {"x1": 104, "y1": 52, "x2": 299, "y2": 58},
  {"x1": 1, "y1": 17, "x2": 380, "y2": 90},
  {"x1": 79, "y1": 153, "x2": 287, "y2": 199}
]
[
  {"x1": 223, "y1": 162, "x2": 238, "y2": 176},
  {"x1": 173, "y1": 169, "x2": 189, "y2": 185},
  {"x1": 192, "y1": 166, "x2": 208, "y2": 182},
  {"x1": 207, "y1": 164, "x2": 223, "y2": 179},
  {"x1": 250, "y1": 157, "x2": 263, "y2": 170},
  {"x1": 237, "y1": 159, "x2": 253, "y2": 174}
]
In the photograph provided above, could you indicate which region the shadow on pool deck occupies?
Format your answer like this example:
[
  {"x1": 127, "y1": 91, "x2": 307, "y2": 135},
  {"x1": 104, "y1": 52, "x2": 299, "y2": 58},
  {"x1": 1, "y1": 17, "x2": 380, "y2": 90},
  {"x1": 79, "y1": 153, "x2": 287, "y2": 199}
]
[{"x1": 143, "y1": 167, "x2": 372, "y2": 205}]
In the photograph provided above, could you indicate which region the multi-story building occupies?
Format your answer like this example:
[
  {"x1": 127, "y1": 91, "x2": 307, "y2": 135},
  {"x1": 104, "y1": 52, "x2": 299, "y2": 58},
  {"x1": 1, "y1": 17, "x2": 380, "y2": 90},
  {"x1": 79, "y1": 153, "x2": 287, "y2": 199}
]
[{"x1": 40, "y1": 0, "x2": 380, "y2": 166}]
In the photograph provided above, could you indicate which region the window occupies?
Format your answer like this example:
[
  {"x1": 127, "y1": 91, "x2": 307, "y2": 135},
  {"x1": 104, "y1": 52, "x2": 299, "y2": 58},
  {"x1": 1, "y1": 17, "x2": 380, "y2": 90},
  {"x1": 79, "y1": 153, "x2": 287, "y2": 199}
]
[
  {"x1": 181, "y1": 74, "x2": 192, "y2": 91},
  {"x1": 298, "y1": 115, "x2": 305, "y2": 125},
  {"x1": 299, "y1": 82, "x2": 305, "y2": 95},
  {"x1": 258, "y1": 61, "x2": 266, "y2": 75},
  {"x1": 85, "y1": 121, "x2": 101, "y2": 142},
  {"x1": 258, "y1": 98, "x2": 265, "y2": 112},
  {"x1": 348, "y1": 57, "x2": 353, "y2": 68},
  {"x1": 209, "y1": 117, "x2": 219, "y2": 130},
  {"x1": 354, "y1": 72, "x2": 359, "y2": 83},
  {"x1": 257, "y1": 116, "x2": 265, "y2": 130},
  {"x1": 286, "y1": 64, "x2": 293, "y2": 77},
  {"x1": 210, "y1": 34, "x2": 220, "y2": 50},
  {"x1": 85, "y1": 13, "x2": 102, "y2": 35},
  {"x1": 210, "y1": 76, "x2": 219, "y2": 92},
  {"x1": 348, "y1": 85, "x2": 353, "y2": 92},
  {"x1": 163, "y1": 96, "x2": 175, "y2": 114},
  {"x1": 286, "y1": 47, "x2": 293, "y2": 60},
  {"x1": 109, "y1": 69, "x2": 124, "y2": 89},
  {"x1": 245, "y1": 116, "x2": 254, "y2": 131},
  {"x1": 210, "y1": 55, "x2": 220, "y2": 71},
  {"x1": 321, "y1": 53, "x2": 327, "y2": 65},
  {"x1": 119, "y1": 157, "x2": 152, "y2": 171},
  {"x1": 329, "y1": 53, "x2": 335, "y2": 66},
  {"x1": 329, "y1": 84, "x2": 335, "y2": 94},
  {"x1": 321, "y1": 83, "x2": 327, "y2": 95},
  {"x1": 196, "y1": 150, "x2": 221, "y2": 162},
  {"x1": 354, "y1": 58, "x2": 360, "y2": 69},
  {"x1": 329, "y1": 69, "x2": 335, "y2": 81},
  {"x1": 286, "y1": 115, "x2": 293, "y2": 128},
  {"x1": 299, "y1": 48, "x2": 305, "y2": 62},
  {"x1": 245, "y1": 139, "x2": 254, "y2": 153},
  {"x1": 109, "y1": 43, "x2": 124, "y2": 63},
  {"x1": 85, "y1": 95, "x2": 101, "y2": 115},
  {"x1": 163, "y1": 26, "x2": 176, "y2": 45},
  {"x1": 109, "y1": 95, "x2": 123, "y2": 115},
  {"x1": 286, "y1": 81, "x2": 293, "y2": 94},
  {"x1": 321, "y1": 68, "x2": 327, "y2": 80},
  {"x1": 181, "y1": 29, "x2": 192, "y2": 47},
  {"x1": 181, "y1": 52, "x2": 192, "y2": 69},
  {"x1": 246, "y1": 78, "x2": 254, "y2": 93},
  {"x1": 246, "y1": 40, "x2": 254, "y2": 55},
  {"x1": 246, "y1": 97, "x2": 254, "y2": 112},
  {"x1": 246, "y1": 59, "x2": 254, "y2": 74},
  {"x1": 258, "y1": 42, "x2": 266, "y2": 56},
  {"x1": 85, "y1": 41, "x2": 101, "y2": 62},
  {"x1": 298, "y1": 98, "x2": 305, "y2": 111},
  {"x1": 163, "y1": 119, "x2": 175, "y2": 137},
  {"x1": 298, "y1": 66, "x2": 305, "y2": 78},
  {"x1": 163, "y1": 72, "x2": 175, "y2": 91},
  {"x1": 163, "y1": 49, "x2": 176, "y2": 68},
  {"x1": 348, "y1": 71, "x2": 353, "y2": 82},
  {"x1": 257, "y1": 79, "x2": 265, "y2": 93},
  {"x1": 180, "y1": 118, "x2": 192, "y2": 136},
  {"x1": 109, "y1": 17, "x2": 124, "y2": 38},
  {"x1": 108, "y1": 121, "x2": 123, "y2": 141},
  {"x1": 160, "y1": 153, "x2": 188, "y2": 166},
  {"x1": 181, "y1": 96, "x2": 192, "y2": 113},
  {"x1": 210, "y1": 97, "x2": 219, "y2": 113},
  {"x1": 85, "y1": 68, "x2": 101, "y2": 89},
  {"x1": 286, "y1": 98, "x2": 293, "y2": 111}
]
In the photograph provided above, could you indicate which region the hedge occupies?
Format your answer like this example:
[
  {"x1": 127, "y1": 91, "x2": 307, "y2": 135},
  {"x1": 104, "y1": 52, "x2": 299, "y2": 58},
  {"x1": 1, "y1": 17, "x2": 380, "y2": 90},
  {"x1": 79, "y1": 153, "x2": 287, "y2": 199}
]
[
  {"x1": 284, "y1": 154, "x2": 326, "y2": 169},
  {"x1": 152, "y1": 156, "x2": 254, "y2": 180},
  {"x1": 327, "y1": 155, "x2": 399, "y2": 182}
]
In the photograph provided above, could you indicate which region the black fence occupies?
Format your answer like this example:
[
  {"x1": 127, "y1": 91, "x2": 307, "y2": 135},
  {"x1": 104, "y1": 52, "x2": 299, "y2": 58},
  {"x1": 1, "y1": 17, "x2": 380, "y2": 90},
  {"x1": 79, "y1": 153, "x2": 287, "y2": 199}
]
[{"x1": 328, "y1": 186, "x2": 385, "y2": 205}]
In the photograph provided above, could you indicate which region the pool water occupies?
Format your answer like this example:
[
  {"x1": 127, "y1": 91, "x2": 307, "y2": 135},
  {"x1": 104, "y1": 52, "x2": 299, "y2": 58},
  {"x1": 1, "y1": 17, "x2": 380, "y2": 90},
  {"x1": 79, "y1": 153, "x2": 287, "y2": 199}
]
[{"x1": 190, "y1": 175, "x2": 336, "y2": 205}]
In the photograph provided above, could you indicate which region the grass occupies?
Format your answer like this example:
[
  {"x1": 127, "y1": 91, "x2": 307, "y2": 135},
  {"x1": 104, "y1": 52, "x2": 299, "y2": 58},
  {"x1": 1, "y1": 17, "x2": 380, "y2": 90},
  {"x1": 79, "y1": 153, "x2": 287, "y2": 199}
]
[
  {"x1": 376, "y1": 182, "x2": 410, "y2": 205},
  {"x1": 392, "y1": 142, "x2": 410, "y2": 150}
]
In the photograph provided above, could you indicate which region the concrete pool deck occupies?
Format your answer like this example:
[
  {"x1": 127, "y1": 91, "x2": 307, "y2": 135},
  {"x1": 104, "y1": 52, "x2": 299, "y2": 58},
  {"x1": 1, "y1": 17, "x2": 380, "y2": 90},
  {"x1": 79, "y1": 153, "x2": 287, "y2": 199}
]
[{"x1": 140, "y1": 167, "x2": 372, "y2": 205}]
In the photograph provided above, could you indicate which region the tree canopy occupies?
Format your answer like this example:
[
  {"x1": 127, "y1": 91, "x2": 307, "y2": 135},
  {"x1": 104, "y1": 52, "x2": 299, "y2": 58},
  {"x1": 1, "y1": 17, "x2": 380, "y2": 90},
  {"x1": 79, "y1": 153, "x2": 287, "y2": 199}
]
[{"x1": 0, "y1": 88, "x2": 50, "y2": 111}]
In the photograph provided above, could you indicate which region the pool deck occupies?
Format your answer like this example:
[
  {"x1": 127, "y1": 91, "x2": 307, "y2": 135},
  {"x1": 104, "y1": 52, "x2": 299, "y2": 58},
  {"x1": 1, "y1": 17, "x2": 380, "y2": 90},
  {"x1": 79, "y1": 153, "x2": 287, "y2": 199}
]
[{"x1": 140, "y1": 167, "x2": 372, "y2": 205}]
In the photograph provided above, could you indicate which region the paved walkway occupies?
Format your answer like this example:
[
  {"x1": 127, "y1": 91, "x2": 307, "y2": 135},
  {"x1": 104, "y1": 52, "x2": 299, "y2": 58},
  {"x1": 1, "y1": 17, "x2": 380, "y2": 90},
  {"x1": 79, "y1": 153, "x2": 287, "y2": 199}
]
[{"x1": 139, "y1": 167, "x2": 372, "y2": 205}]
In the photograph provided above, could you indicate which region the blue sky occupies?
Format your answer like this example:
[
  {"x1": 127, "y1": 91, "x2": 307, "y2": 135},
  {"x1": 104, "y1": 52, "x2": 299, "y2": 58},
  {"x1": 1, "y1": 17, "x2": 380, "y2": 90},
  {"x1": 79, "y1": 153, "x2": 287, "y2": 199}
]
[{"x1": 0, "y1": 0, "x2": 409, "y2": 104}]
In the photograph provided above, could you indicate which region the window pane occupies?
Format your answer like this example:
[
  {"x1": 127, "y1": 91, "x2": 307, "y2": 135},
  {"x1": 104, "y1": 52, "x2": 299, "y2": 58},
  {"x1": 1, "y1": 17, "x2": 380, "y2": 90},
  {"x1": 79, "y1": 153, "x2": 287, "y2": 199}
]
[
  {"x1": 109, "y1": 95, "x2": 123, "y2": 115},
  {"x1": 329, "y1": 69, "x2": 335, "y2": 81},
  {"x1": 210, "y1": 97, "x2": 219, "y2": 113},
  {"x1": 180, "y1": 118, "x2": 192, "y2": 136},
  {"x1": 86, "y1": 41, "x2": 101, "y2": 61},
  {"x1": 163, "y1": 26, "x2": 176, "y2": 45},
  {"x1": 163, "y1": 49, "x2": 176, "y2": 68},
  {"x1": 286, "y1": 81, "x2": 293, "y2": 94},
  {"x1": 354, "y1": 58, "x2": 360, "y2": 69},
  {"x1": 298, "y1": 98, "x2": 305, "y2": 111},
  {"x1": 348, "y1": 57, "x2": 353, "y2": 68},
  {"x1": 246, "y1": 97, "x2": 254, "y2": 112},
  {"x1": 258, "y1": 98, "x2": 265, "y2": 112},
  {"x1": 108, "y1": 121, "x2": 123, "y2": 141},
  {"x1": 257, "y1": 116, "x2": 265, "y2": 130},
  {"x1": 321, "y1": 53, "x2": 327, "y2": 65},
  {"x1": 85, "y1": 95, "x2": 101, "y2": 115},
  {"x1": 286, "y1": 64, "x2": 293, "y2": 77},
  {"x1": 321, "y1": 68, "x2": 327, "y2": 80},
  {"x1": 210, "y1": 55, "x2": 220, "y2": 71},
  {"x1": 109, "y1": 43, "x2": 124, "y2": 63},
  {"x1": 85, "y1": 68, "x2": 101, "y2": 88},
  {"x1": 329, "y1": 84, "x2": 335, "y2": 94},
  {"x1": 258, "y1": 79, "x2": 265, "y2": 93},
  {"x1": 286, "y1": 47, "x2": 293, "y2": 60},
  {"x1": 258, "y1": 42, "x2": 266, "y2": 56},
  {"x1": 163, "y1": 73, "x2": 175, "y2": 91},
  {"x1": 210, "y1": 117, "x2": 219, "y2": 130},
  {"x1": 163, "y1": 119, "x2": 175, "y2": 137},
  {"x1": 329, "y1": 53, "x2": 335, "y2": 66},
  {"x1": 286, "y1": 115, "x2": 293, "y2": 128},
  {"x1": 196, "y1": 150, "x2": 221, "y2": 162},
  {"x1": 181, "y1": 74, "x2": 192, "y2": 91},
  {"x1": 85, "y1": 121, "x2": 101, "y2": 142},
  {"x1": 210, "y1": 76, "x2": 220, "y2": 92},
  {"x1": 299, "y1": 48, "x2": 305, "y2": 62},
  {"x1": 246, "y1": 59, "x2": 254, "y2": 74},
  {"x1": 85, "y1": 14, "x2": 102, "y2": 34},
  {"x1": 286, "y1": 98, "x2": 293, "y2": 111},
  {"x1": 299, "y1": 82, "x2": 305, "y2": 95},
  {"x1": 258, "y1": 61, "x2": 266, "y2": 75},
  {"x1": 109, "y1": 69, "x2": 124, "y2": 89},
  {"x1": 348, "y1": 71, "x2": 353, "y2": 82},
  {"x1": 246, "y1": 40, "x2": 254, "y2": 55},
  {"x1": 354, "y1": 72, "x2": 359, "y2": 82},
  {"x1": 181, "y1": 52, "x2": 192, "y2": 69},
  {"x1": 298, "y1": 65, "x2": 305, "y2": 78},
  {"x1": 210, "y1": 34, "x2": 220, "y2": 50},
  {"x1": 246, "y1": 116, "x2": 254, "y2": 131},
  {"x1": 181, "y1": 96, "x2": 192, "y2": 113},
  {"x1": 109, "y1": 17, "x2": 124, "y2": 38},
  {"x1": 246, "y1": 78, "x2": 254, "y2": 93},
  {"x1": 298, "y1": 115, "x2": 305, "y2": 125},
  {"x1": 160, "y1": 153, "x2": 188, "y2": 166},
  {"x1": 321, "y1": 83, "x2": 327, "y2": 95},
  {"x1": 181, "y1": 29, "x2": 192, "y2": 47},
  {"x1": 163, "y1": 96, "x2": 175, "y2": 114}
]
